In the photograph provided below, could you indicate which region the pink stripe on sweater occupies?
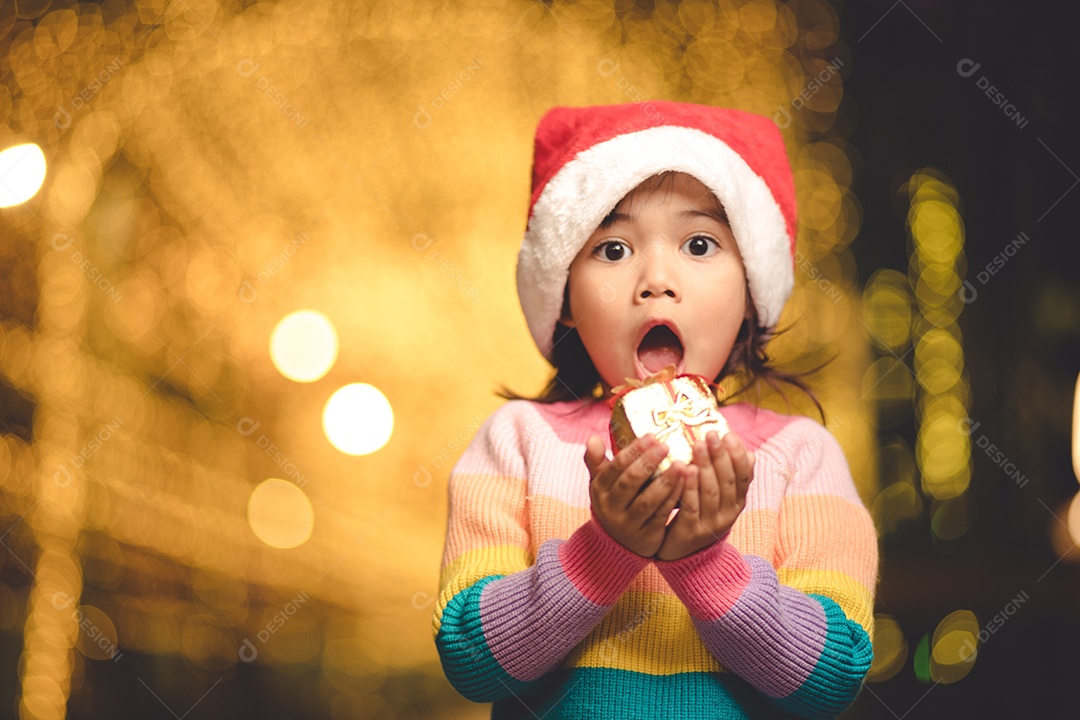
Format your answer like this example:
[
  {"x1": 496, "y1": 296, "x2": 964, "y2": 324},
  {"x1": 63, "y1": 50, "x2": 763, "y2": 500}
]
[
  {"x1": 558, "y1": 517, "x2": 650, "y2": 605},
  {"x1": 532, "y1": 400, "x2": 612, "y2": 446},
  {"x1": 655, "y1": 540, "x2": 752, "y2": 621},
  {"x1": 718, "y1": 403, "x2": 800, "y2": 452}
]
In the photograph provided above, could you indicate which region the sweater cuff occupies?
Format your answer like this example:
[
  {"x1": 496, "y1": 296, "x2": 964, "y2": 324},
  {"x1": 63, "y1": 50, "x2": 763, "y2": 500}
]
[
  {"x1": 557, "y1": 517, "x2": 650, "y2": 605},
  {"x1": 654, "y1": 540, "x2": 752, "y2": 621}
]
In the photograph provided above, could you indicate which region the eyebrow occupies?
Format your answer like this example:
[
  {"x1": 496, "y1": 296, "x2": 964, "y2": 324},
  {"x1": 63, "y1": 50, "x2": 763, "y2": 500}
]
[
  {"x1": 597, "y1": 211, "x2": 633, "y2": 229},
  {"x1": 597, "y1": 207, "x2": 730, "y2": 229},
  {"x1": 680, "y1": 208, "x2": 730, "y2": 225}
]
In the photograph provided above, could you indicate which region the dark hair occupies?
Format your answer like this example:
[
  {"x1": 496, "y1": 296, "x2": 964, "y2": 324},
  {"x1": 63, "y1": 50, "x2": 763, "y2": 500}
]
[{"x1": 496, "y1": 286, "x2": 825, "y2": 420}]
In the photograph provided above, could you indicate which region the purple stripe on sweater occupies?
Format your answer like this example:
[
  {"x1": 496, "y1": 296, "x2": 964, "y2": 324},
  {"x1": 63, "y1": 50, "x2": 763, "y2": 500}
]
[
  {"x1": 691, "y1": 556, "x2": 828, "y2": 698},
  {"x1": 480, "y1": 539, "x2": 608, "y2": 682}
]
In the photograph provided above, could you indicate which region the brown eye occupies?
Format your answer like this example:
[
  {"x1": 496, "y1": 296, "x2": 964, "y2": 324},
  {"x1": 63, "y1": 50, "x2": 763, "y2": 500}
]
[
  {"x1": 596, "y1": 241, "x2": 631, "y2": 262},
  {"x1": 683, "y1": 236, "x2": 718, "y2": 257}
]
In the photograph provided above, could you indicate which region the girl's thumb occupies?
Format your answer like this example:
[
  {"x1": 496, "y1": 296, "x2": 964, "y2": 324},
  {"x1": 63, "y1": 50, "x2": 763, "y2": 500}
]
[{"x1": 583, "y1": 435, "x2": 604, "y2": 476}]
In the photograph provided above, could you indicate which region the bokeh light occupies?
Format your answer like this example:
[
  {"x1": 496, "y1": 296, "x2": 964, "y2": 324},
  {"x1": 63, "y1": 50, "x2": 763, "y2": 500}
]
[
  {"x1": 269, "y1": 310, "x2": 339, "y2": 383},
  {"x1": 247, "y1": 479, "x2": 314, "y2": 549},
  {"x1": 930, "y1": 610, "x2": 979, "y2": 684},
  {"x1": 862, "y1": 269, "x2": 913, "y2": 353},
  {"x1": 867, "y1": 613, "x2": 907, "y2": 683},
  {"x1": 322, "y1": 383, "x2": 394, "y2": 456},
  {"x1": 0, "y1": 143, "x2": 47, "y2": 207},
  {"x1": 906, "y1": 171, "x2": 972, "y2": 503}
]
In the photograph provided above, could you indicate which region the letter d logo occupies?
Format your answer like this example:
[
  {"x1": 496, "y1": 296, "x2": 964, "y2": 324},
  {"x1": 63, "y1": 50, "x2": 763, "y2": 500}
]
[
  {"x1": 236, "y1": 417, "x2": 261, "y2": 436},
  {"x1": 238, "y1": 638, "x2": 258, "y2": 662},
  {"x1": 238, "y1": 279, "x2": 258, "y2": 304},
  {"x1": 773, "y1": 105, "x2": 792, "y2": 129},
  {"x1": 413, "y1": 464, "x2": 432, "y2": 488},
  {"x1": 599, "y1": 282, "x2": 616, "y2": 304},
  {"x1": 410, "y1": 233, "x2": 435, "y2": 252},
  {"x1": 413, "y1": 105, "x2": 432, "y2": 130},
  {"x1": 956, "y1": 58, "x2": 981, "y2": 78},
  {"x1": 54, "y1": 463, "x2": 73, "y2": 488},
  {"x1": 958, "y1": 279, "x2": 978, "y2": 304},
  {"x1": 54, "y1": 106, "x2": 72, "y2": 130},
  {"x1": 596, "y1": 59, "x2": 620, "y2": 77},
  {"x1": 236, "y1": 59, "x2": 261, "y2": 78},
  {"x1": 956, "y1": 417, "x2": 981, "y2": 436},
  {"x1": 51, "y1": 233, "x2": 75, "y2": 251}
]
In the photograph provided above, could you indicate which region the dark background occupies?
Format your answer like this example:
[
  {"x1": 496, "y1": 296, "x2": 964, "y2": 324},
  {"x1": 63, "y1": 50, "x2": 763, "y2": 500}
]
[{"x1": 842, "y1": 0, "x2": 1079, "y2": 716}]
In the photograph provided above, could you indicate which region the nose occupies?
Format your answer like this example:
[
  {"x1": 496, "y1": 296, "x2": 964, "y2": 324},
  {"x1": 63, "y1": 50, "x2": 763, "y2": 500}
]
[{"x1": 635, "y1": 244, "x2": 679, "y2": 301}]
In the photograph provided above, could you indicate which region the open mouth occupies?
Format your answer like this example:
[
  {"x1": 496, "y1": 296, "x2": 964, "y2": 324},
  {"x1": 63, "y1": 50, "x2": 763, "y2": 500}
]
[{"x1": 636, "y1": 323, "x2": 685, "y2": 376}]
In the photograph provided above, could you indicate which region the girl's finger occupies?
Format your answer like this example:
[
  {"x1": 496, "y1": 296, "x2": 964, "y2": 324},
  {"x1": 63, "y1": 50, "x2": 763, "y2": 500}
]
[
  {"x1": 633, "y1": 463, "x2": 684, "y2": 528},
  {"x1": 679, "y1": 464, "x2": 701, "y2": 521},
  {"x1": 611, "y1": 441, "x2": 668, "y2": 509},
  {"x1": 738, "y1": 450, "x2": 755, "y2": 504},
  {"x1": 594, "y1": 435, "x2": 654, "y2": 492},
  {"x1": 707, "y1": 432, "x2": 737, "y2": 507},
  {"x1": 700, "y1": 434, "x2": 726, "y2": 507},
  {"x1": 584, "y1": 436, "x2": 608, "y2": 480},
  {"x1": 725, "y1": 433, "x2": 753, "y2": 485}
]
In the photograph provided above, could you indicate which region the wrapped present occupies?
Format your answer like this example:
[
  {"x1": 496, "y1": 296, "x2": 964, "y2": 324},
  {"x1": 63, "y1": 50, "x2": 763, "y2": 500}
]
[{"x1": 609, "y1": 364, "x2": 730, "y2": 475}]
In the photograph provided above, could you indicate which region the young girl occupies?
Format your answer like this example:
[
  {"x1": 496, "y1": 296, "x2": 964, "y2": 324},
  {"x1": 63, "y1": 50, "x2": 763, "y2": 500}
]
[{"x1": 433, "y1": 102, "x2": 878, "y2": 719}]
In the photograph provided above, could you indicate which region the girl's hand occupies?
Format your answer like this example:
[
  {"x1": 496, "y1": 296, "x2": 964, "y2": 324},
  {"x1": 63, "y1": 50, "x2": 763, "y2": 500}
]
[
  {"x1": 655, "y1": 431, "x2": 754, "y2": 562},
  {"x1": 584, "y1": 434, "x2": 685, "y2": 558}
]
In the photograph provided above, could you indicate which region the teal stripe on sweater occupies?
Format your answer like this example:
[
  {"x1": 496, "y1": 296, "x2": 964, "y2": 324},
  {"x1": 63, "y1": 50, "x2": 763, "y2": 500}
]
[
  {"x1": 440, "y1": 582, "x2": 870, "y2": 717},
  {"x1": 774, "y1": 594, "x2": 873, "y2": 719},
  {"x1": 491, "y1": 667, "x2": 762, "y2": 720},
  {"x1": 436, "y1": 575, "x2": 546, "y2": 703}
]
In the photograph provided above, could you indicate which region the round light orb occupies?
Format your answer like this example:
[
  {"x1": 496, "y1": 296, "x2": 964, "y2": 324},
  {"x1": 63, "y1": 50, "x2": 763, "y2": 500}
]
[
  {"x1": 323, "y1": 383, "x2": 394, "y2": 456},
  {"x1": 0, "y1": 144, "x2": 48, "y2": 208},
  {"x1": 247, "y1": 478, "x2": 314, "y2": 549},
  {"x1": 269, "y1": 310, "x2": 339, "y2": 382}
]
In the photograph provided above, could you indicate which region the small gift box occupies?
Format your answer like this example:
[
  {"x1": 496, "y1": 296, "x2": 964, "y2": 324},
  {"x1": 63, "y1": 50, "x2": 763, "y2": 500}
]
[{"x1": 609, "y1": 365, "x2": 731, "y2": 474}]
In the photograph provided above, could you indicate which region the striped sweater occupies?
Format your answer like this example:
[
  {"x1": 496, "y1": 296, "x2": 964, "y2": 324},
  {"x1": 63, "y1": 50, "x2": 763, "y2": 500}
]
[{"x1": 434, "y1": 399, "x2": 877, "y2": 719}]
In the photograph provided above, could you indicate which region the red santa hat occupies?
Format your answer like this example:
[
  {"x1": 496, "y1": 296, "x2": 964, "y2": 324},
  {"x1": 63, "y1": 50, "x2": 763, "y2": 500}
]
[{"x1": 516, "y1": 101, "x2": 798, "y2": 360}]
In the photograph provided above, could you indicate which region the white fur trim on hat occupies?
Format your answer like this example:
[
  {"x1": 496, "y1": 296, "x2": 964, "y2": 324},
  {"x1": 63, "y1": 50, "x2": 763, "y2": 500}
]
[{"x1": 517, "y1": 125, "x2": 794, "y2": 359}]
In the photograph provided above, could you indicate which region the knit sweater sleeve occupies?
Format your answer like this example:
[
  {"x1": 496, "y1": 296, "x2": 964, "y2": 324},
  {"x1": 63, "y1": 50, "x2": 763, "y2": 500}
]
[
  {"x1": 655, "y1": 419, "x2": 878, "y2": 719},
  {"x1": 432, "y1": 402, "x2": 649, "y2": 702}
]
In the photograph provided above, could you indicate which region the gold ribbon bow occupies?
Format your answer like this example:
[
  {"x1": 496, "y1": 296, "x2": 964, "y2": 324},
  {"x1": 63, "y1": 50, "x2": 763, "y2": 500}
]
[
  {"x1": 610, "y1": 363, "x2": 678, "y2": 399},
  {"x1": 651, "y1": 390, "x2": 715, "y2": 443}
]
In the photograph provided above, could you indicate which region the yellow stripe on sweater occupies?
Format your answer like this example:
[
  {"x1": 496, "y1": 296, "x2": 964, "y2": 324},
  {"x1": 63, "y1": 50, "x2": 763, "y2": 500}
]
[
  {"x1": 566, "y1": 591, "x2": 723, "y2": 675},
  {"x1": 433, "y1": 544, "x2": 532, "y2": 631},
  {"x1": 778, "y1": 568, "x2": 875, "y2": 638}
]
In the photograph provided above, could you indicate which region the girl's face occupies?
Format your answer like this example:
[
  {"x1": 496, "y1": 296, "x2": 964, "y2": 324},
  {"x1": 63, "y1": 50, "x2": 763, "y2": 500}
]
[{"x1": 559, "y1": 172, "x2": 747, "y2": 395}]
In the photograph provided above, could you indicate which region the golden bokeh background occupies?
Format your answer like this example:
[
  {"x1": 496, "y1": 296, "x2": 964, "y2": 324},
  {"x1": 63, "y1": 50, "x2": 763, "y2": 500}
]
[{"x1": 3, "y1": 0, "x2": 1053, "y2": 717}]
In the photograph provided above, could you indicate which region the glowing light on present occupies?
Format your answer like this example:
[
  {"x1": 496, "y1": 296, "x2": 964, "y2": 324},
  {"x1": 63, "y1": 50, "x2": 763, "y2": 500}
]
[
  {"x1": 930, "y1": 610, "x2": 979, "y2": 683},
  {"x1": 270, "y1": 310, "x2": 339, "y2": 382},
  {"x1": 247, "y1": 479, "x2": 314, "y2": 549},
  {"x1": 0, "y1": 144, "x2": 48, "y2": 208},
  {"x1": 323, "y1": 383, "x2": 394, "y2": 456}
]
